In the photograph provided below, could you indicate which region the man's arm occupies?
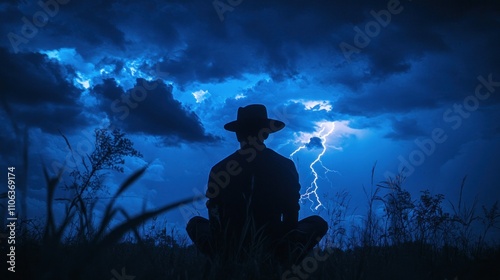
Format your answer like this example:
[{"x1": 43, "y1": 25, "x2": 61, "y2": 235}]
[
  {"x1": 282, "y1": 159, "x2": 300, "y2": 231},
  {"x1": 206, "y1": 166, "x2": 222, "y2": 233}
]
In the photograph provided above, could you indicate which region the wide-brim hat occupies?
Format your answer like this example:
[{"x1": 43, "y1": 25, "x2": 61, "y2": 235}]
[{"x1": 224, "y1": 104, "x2": 285, "y2": 133}]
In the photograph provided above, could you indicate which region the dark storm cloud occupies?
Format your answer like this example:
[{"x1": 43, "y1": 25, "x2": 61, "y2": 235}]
[
  {"x1": 0, "y1": 48, "x2": 78, "y2": 104},
  {"x1": 306, "y1": 137, "x2": 324, "y2": 150},
  {"x1": 2, "y1": 0, "x2": 499, "y2": 133},
  {"x1": 160, "y1": 0, "x2": 499, "y2": 91},
  {"x1": 331, "y1": 1, "x2": 500, "y2": 92},
  {"x1": 92, "y1": 78, "x2": 124, "y2": 101},
  {"x1": 91, "y1": 78, "x2": 220, "y2": 145},
  {"x1": 3, "y1": 0, "x2": 497, "y2": 90},
  {"x1": 155, "y1": 39, "x2": 260, "y2": 86},
  {"x1": 149, "y1": 0, "x2": 375, "y2": 85},
  {"x1": 0, "y1": 0, "x2": 126, "y2": 57},
  {"x1": 333, "y1": 85, "x2": 441, "y2": 117},
  {"x1": 335, "y1": 2, "x2": 452, "y2": 82},
  {"x1": 384, "y1": 117, "x2": 426, "y2": 140},
  {"x1": 334, "y1": 8, "x2": 500, "y2": 119},
  {"x1": 334, "y1": 64, "x2": 500, "y2": 119},
  {"x1": 373, "y1": 2, "x2": 498, "y2": 75},
  {"x1": 360, "y1": 28, "x2": 449, "y2": 79},
  {"x1": 0, "y1": 48, "x2": 88, "y2": 133},
  {"x1": 146, "y1": 1, "x2": 370, "y2": 85},
  {"x1": 276, "y1": 101, "x2": 333, "y2": 132}
]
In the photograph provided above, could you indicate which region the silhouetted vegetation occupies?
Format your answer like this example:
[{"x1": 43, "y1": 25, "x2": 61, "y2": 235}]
[{"x1": 1, "y1": 129, "x2": 499, "y2": 280}]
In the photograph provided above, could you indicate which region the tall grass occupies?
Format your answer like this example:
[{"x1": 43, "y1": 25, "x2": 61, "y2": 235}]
[
  {"x1": 16, "y1": 160, "x2": 203, "y2": 279},
  {"x1": 9, "y1": 166, "x2": 500, "y2": 279},
  {"x1": 2, "y1": 116, "x2": 499, "y2": 279},
  {"x1": 0, "y1": 116, "x2": 203, "y2": 279}
]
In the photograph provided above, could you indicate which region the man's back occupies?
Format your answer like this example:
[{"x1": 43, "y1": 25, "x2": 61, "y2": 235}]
[
  {"x1": 206, "y1": 145, "x2": 300, "y2": 240},
  {"x1": 187, "y1": 104, "x2": 327, "y2": 268}
]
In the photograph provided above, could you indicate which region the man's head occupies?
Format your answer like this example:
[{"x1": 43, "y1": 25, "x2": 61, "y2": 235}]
[{"x1": 224, "y1": 104, "x2": 285, "y2": 143}]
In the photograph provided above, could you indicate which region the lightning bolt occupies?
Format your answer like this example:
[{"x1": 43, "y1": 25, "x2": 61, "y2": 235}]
[{"x1": 290, "y1": 122, "x2": 336, "y2": 211}]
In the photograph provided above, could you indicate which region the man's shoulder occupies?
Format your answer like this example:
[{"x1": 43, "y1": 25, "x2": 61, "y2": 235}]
[
  {"x1": 211, "y1": 150, "x2": 242, "y2": 171},
  {"x1": 263, "y1": 148, "x2": 294, "y2": 164},
  {"x1": 210, "y1": 147, "x2": 294, "y2": 172}
]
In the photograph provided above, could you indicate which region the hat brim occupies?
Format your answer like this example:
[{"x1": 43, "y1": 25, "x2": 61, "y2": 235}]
[{"x1": 224, "y1": 119, "x2": 285, "y2": 133}]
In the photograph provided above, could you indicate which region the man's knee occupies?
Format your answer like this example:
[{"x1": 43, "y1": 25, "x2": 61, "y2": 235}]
[
  {"x1": 313, "y1": 216, "x2": 328, "y2": 236},
  {"x1": 300, "y1": 215, "x2": 328, "y2": 236},
  {"x1": 186, "y1": 216, "x2": 208, "y2": 236},
  {"x1": 186, "y1": 216, "x2": 197, "y2": 233}
]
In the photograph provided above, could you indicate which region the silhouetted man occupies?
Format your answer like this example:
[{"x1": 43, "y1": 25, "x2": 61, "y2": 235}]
[{"x1": 187, "y1": 104, "x2": 328, "y2": 265}]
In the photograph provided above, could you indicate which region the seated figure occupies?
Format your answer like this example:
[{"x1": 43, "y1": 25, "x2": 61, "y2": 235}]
[{"x1": 187, "y1": 104, "x2": 328, "y2": 268}]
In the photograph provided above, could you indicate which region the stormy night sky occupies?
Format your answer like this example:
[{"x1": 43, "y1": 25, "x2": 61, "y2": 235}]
[{"x1": 1, "y1": 0, "x2": 499, "y2": 239}]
